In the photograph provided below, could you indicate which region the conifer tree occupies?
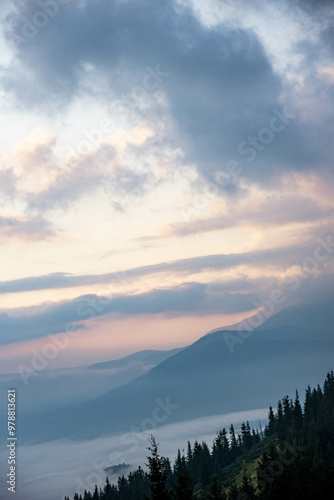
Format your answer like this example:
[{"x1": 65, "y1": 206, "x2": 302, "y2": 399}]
[
  {"x1": 63, "y1": 372, "x2": 334, "y2": 500},
  {"x1": 172, "y1": 449, "x2": 194, "y2": 499},
  {"x1": 186, "y1": 441, "x2": 193, "y2": 464},
  {"x1": 206, "y1": 474, "x2": 226, "y2": 500},
  {"x1": 276, "y1": 400, "x2": 285, "y2": 442},
  {"x1": 227, "y1": 481, "x2": 239, "y2": 500},
  {"x1": 103, "y1": 476, "x2": 113, "y2": 500},
  {"x1": 266, "y1": 406, "x2": 275, "y2": 436},
  {"x1": 213, "y1": 428, "x2": 230, "y2": 469},
  {"x1": 199, "y1": 442, "x2": 212, "y2": 486},
  {"x1": 93, "y1": 485, "x2": 99, "y2": 500},
  {"x1": 190, "y1": 441, "x2": 202, "y2": 482},
  {"x1": 239, "y1": 472, "x2": 256, "y2": 499},
  {"x1": 145, "y1": 435, "x2": 171, "y2": 500},
  {"x1": 241, "y1": 421, "x2": 252, "y2": 449},
  {"x1": 229, "y1": 424, "x2": 238, "y2": 452}
]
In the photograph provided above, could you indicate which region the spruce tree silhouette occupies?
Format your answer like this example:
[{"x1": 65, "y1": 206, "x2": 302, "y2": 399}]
[{"x1": 145, "y1": 435, "x2": 171, "y2": 500}]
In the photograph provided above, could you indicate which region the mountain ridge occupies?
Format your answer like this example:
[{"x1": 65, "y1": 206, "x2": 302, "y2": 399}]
[{"x1": 18, "y1": 300, "x2": 334, "y2": 444}]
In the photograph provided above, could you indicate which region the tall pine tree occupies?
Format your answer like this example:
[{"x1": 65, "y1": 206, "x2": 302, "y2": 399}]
[{"x1": 145, "y1": 436, "x2": 171, "y2": 500}]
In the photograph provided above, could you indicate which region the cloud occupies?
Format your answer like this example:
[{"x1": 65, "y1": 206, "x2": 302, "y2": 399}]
[
  {"x1": 0, "y1": 296, "x2": 86, "y2": 346},
  {"x1": 0, "y1": 214, "x2": 54, "y2": 240},
  {"x1": 14, "y1": 127, "x2": 57, "y2": 174},
  {"x1": 164, "y1": 193, "x2": 334, "y2": 237},
  {"x1": 0, "y1": 0, "x2": 333, "y2": 349},
  {"x1": 0, "y1": 272, "x2": 79, "y2": 294},
  {"x1": 1, "y1": 231, "x2": 334, "y2": 346},
  {"x1": 27, "y1": 143, "x2": 117, "y2": 211},
  {"x1": 0, "y1": 240, "x2": 325, "y2": 295},
  {"x1": 3, "y1": 0, "x2": 331, "y2": 190},
  {"x1": 27, "y1": 154, "x2": 156, "y2": 213},
  {"x1": 0, "y1": 125, "x2": 159, "y2": 214},
  {"x1": 0, "y1": 167, "x2": 16, "y2": 198},
  {"x1": 295, "y1": 0, "x2": 334, "y2": 14},
  {"x1": 0, "y1": 281, "x2": 258, "y2": 345}
]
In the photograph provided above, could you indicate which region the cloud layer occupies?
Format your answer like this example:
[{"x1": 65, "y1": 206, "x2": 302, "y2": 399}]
[
  {"x1": 0, "y1": 0, "x2": 333, "y2": 363},
  {"x1": 4, "y1": 0, "x2": 333, "y2": 189}
]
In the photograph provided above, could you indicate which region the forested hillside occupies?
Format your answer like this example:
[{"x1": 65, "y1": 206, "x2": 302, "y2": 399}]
[{"x1": 65, "y1": 371, "x2": 334, "y2": 500}]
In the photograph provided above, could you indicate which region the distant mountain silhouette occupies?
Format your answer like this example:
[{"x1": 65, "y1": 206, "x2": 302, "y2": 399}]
[
  {"x1": 21, "y1": 300, "x2": 334, "y2": 443},
  {"x1": 257, "y1": 300, "x2": 334, "y2": 335},
  {"x1": 207, "y1": 300, "x2": 334, "y2": 338},
  {"x1": 87, "y1": 348, "x2": 184, "y2": 370}
]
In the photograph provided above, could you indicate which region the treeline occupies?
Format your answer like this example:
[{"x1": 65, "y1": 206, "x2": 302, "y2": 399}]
[{"x1": 65, "y1": 371, "x2": 334, "y2": 499}]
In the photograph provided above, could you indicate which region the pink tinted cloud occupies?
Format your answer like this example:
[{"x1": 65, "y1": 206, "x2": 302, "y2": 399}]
[
  {"x1": 0, "y1": 309, "x2": 257, "y2": 373},
  {"x1": 0, "y1": 214, "x2": 54, "y2": 241}
]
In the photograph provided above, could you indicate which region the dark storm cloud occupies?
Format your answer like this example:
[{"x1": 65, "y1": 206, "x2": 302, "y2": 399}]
[
  {"x1": 3, "y1": 0, "x2": 329, "y2": 188},
  {"x1": 296, "y1": 0, "x2": 334, "y2": 12}
]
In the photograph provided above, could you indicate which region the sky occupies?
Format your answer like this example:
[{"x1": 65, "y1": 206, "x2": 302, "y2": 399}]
[{"x1": 0, "y1": 0, "x2": 334, "y2": 372}]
